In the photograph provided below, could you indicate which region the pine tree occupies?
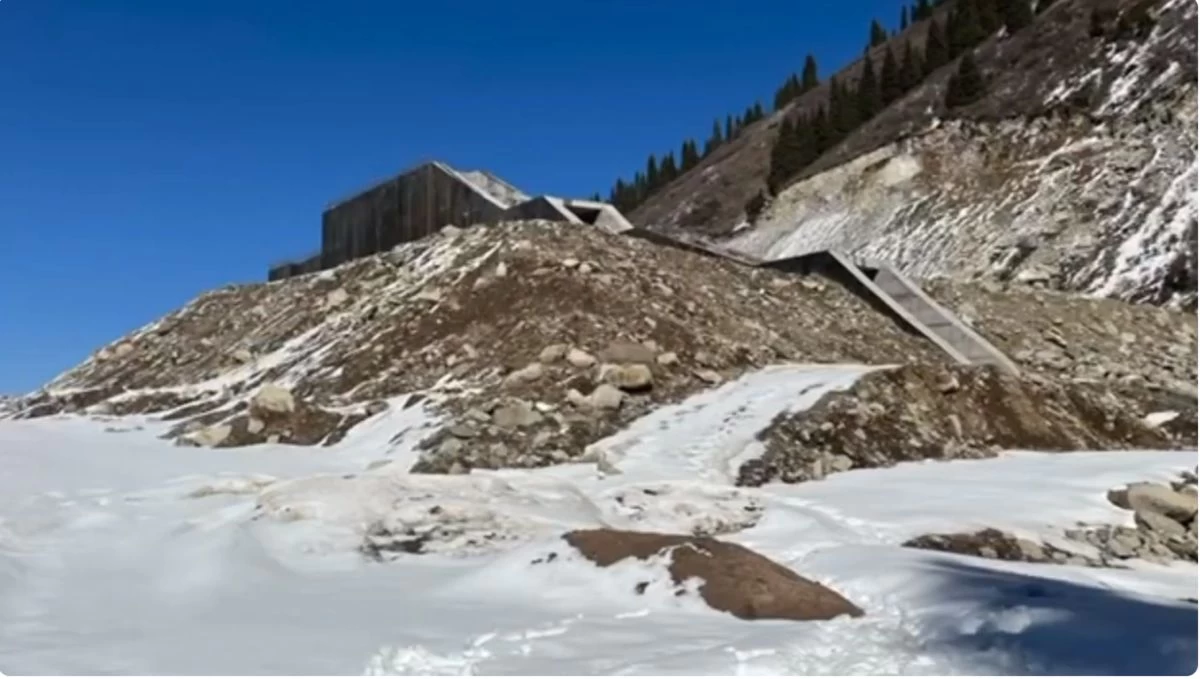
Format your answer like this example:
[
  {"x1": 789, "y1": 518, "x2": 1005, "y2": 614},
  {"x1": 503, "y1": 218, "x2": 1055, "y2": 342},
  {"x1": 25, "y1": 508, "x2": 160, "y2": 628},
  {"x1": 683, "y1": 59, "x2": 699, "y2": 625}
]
[
  {"x1": 633, "y1": 171, "x2": 646, "y2": 202},
  {"x1": 870, "y1": 19, "x2": 889, "y2": 46},
  {"x1": 944, "y1": 52, "x2": 987, "y2": 108},
  {"x1": 997, "y1": 0, "x2": 1034, "y2": 33},
  {"x1": 726, "y1": 114, "x2": 735, "y2": 140},
  {"x1": 901, "y1": 40, "x2": 923, "y2": 90},
  {"x1": 645, "y1": 155, "x2": 659, "y2": 192},
  {"x1": 949, "y1": 0, "x2": 987, "y2": 57},
  {"x1": 767, "y1": 118, "x2": 798, "y2": 193},
  {"x1": 977, "y1": 0, "x2": 1003, "y2": 35},
  {"x1": 752, "y1": 101, "x2": 765, "y2": 121},
  {"x1": 830, "y1": 78, "x2": 860, "y2": 137},
  {"x1": 914, "y1": 0, "x2": 933, "y2": 21},
  {"x1": 811, "y1": 106, "x2": 833, "y2": 154},
  {"x1": 856, "y1": 54, "x2": 883, "y2": 121},
  {"x1": 880, "y1": 47, "x2": 904, "y2": 105},
  {"x1": 1035, "y1": 0, "x2": 1055, "y2": 13},
  {"x1": 901, "y1": 5, "x2": 910, "y2": 30},
  {"x1": 801, "y1": 54, "x2": 820, "y2": 91},
  {"x1": 610, "y1": 179, "x2": 626, "y2": 208},
  {"x1": 924, "y1": 18, "x2": 951, "y2": 74},
  {"x1": 681, "y1": 139, "x2": 700, "y2": 171},
  {"x1": 660, "y1": 152, "x2": 678, "y2": 183}
]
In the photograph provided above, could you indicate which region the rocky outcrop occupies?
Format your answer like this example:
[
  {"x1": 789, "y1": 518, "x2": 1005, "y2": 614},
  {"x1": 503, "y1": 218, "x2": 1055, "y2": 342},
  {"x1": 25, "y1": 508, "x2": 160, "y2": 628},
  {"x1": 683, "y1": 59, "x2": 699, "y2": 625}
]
[
  {"x1": 562, "y1": 528, "x2": 864, "y2": 622},
  {"x1": 739, "y1": 364, "x2": 1194, "y2": 487},
  {"x1": 904, "y1": 529, "x2": 1098, "y2": 566},
  {"x1": 904, "y1": 470, "x2": 1199, "y2": 567}
]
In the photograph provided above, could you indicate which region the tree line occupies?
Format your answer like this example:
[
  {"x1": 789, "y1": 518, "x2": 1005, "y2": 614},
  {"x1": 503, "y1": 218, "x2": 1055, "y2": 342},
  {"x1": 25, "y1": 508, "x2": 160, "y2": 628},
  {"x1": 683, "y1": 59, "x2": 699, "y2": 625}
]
[
  {"x1": 767, "y1": 0, "x2": 1045, "y2": 195},
  {"x1": 602, "y1": 0, "x2": 1056, "y2": 216}
]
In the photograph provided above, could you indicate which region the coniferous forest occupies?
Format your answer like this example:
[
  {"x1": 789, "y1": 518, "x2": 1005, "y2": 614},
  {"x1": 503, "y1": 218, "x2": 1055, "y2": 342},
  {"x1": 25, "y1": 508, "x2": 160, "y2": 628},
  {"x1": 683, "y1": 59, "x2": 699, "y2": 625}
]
[{"x1": 603, "y1": 0, "x2": 1049, "y2": 215}]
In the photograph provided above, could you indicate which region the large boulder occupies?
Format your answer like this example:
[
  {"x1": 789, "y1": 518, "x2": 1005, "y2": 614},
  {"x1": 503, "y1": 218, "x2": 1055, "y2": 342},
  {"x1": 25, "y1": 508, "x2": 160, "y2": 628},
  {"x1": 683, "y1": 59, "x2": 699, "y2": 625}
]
[{"x1": 563, "y1": 528, "x2": 863, "y2": 622}]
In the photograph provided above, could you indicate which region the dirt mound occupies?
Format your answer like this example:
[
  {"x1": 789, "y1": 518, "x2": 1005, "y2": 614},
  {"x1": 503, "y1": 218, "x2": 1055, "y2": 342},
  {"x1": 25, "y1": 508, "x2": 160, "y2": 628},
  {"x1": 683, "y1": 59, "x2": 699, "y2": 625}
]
[
  {"x1": 740, "y1": 364, "x2": 1194, "y2": 487},
  {"x1": 563, "y1": 528, "x2": 864, "y2": 622}
]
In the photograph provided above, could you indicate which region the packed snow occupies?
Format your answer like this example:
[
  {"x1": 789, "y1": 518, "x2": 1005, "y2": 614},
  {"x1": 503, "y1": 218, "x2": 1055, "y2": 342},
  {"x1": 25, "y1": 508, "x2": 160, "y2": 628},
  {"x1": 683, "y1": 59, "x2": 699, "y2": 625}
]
[{"x1": 0, "y1": 365, "x2": 1195, "y2": 675}]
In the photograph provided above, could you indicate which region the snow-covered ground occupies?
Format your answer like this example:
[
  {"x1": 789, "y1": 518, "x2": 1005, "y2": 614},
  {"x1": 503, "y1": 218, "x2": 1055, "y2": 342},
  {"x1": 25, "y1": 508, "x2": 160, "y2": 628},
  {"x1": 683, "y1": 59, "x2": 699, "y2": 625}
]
[{"x1": 0, "y1": 365, "x2": 1195, "y2": 675}]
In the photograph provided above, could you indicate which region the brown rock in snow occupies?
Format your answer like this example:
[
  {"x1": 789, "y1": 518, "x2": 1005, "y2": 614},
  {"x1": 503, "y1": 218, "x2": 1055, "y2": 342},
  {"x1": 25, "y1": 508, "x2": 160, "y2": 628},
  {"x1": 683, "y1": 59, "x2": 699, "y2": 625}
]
[{"x1": 563, "y1": 528, "x2": 863, "y2": 622}]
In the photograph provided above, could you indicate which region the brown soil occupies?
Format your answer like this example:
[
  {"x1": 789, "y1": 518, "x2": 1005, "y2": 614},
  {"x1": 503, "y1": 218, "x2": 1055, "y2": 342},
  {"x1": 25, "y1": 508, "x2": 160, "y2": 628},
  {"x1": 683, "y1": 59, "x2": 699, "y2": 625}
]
[{"x1": 564, "y1": 528, "x2": 864, "y2": 622}]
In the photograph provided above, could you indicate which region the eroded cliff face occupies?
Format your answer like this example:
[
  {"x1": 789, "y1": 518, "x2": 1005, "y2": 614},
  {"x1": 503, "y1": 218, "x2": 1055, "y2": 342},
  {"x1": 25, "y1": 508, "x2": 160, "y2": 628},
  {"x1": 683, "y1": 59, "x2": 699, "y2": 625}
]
[
  {"x1": 731, "y1": 88, "x2": 1197, "y2": 307},
  {"x1": 638, "y1": 0, "x2": 1198, "y2": 307}
]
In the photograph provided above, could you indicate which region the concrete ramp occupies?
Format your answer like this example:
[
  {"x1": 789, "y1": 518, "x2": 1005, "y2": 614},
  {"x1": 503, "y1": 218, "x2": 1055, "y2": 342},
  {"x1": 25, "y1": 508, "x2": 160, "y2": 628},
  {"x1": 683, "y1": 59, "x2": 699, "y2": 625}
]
[
  {"x1": 761, "y1": 250, "x2": 1018, "y2": 374},
  {"x1": 867, "y1": 262, "x2": 1019, "y2": 374}
]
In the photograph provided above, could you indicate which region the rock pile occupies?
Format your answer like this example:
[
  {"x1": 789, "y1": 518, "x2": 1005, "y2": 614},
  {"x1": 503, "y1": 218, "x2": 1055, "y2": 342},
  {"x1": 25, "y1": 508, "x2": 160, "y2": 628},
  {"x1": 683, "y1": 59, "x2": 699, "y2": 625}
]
[
  {"x1": 172, "y1": 384, "x2": 369, "y2": 448},
  {"x1": 903, "y1": 470, "x2": 1199, "y2": 567},
  {"x1": 1080, "y1": 472, "x2": 1199, "y2": 563},
  {"x1": 19, "y1": 221, "x2": 949, "y2": 460},
  {"x1": 903, "y1": 529, "x2": 1096, "y2": 566},
  {"x1": 739, "y1": 363, "x2": 1194, "y2": 487},
  {"x1": 925, "y1": 280, "x2": 1197, "y2": 396},
  {"x1": 10, "y1": 220, "x2": 1196, "y2": 476}
]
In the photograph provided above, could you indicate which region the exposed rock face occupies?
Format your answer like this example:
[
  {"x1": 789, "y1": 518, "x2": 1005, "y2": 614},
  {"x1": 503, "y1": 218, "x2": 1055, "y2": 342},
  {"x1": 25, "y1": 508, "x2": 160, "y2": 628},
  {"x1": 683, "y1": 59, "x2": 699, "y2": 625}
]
[
  {"x1": 633, "y1": 0, "x2": 1197, "y2": 308},
  {"x1": 562, "y1": 528, "x2": 864, "y2": 622},
  {"x1": 740, "y1": 364, "x2": 1194, "y2": 487}
]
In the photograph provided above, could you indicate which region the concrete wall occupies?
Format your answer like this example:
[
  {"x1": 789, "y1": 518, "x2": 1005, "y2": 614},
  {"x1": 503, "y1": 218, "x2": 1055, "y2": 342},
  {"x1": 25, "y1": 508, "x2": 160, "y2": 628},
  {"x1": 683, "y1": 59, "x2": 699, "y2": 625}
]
[
  {"x1": 268, "y1": 252, "x2": 323, "y2": 282},
  {"x1": 502, "y1": 196, "x2": 577, "y2": 222},
  {"x1": 319, "y1": 163, "x2": 507, "y2": 271}
]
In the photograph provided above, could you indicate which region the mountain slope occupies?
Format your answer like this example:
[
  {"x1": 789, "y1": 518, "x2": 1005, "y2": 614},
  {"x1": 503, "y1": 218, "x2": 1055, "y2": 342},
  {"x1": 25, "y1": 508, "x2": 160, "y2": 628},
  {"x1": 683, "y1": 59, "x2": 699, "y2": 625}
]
[{"x1": 630, "y1": 0, "x2": 1198, "y2": 308}]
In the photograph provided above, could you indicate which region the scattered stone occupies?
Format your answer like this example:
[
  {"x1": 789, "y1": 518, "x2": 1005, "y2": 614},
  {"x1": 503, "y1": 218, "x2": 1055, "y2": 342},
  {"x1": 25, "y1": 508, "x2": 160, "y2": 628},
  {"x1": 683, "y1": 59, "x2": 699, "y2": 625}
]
[
  {"x1": 326, "y1": 288, "x2": 350, "y2": 307},
  {"x1": 1135, "y1": 510, "x2": 1187, "y2": 538},
  {"x1": 599, "y1": 341, "x2": 658, "y2": 365},
  {"x1": 251, "y1": 384, "x2": 295, "y2": 415},
  {"x1": 503, "y1": 362, "x2": 545, "y2": 387},
  {"x1": 588, "y1": 384, "x2": 625, "y2": 410},
  {"x1": 366, "y1": 400, "x2": 389, "y2": 416},
  {"x1": 1125, "y1": 482, "x2": 1198, "y2": 524},
  {"x1": 693, "y1": 368, "x2": 724, "y2": 385},
  {"x1": 447, "y1": 422, "x2": 479, "y2": 438},
  {"x1": 247, "y1": 417, "x2": 265, "y2": 435},
  {"x1": 181, "y1": 423, "x2": 232, "y2": 448},
  {"x1": 656, "y1": 352, "x2": 679, "y2": 366},
  {"x1": 564, "y1": 529, "x2": 864, "y2": 622},
  {"x1": 492, "y1": 400, "x2": 543, "y2": 428},
  {"x1": 538, "y1": 344, "x2": 569, "y2": 364},
  {"x1": 600, "y1": 363, "x2": 654, "y2": 391},
  {"x1": 904, "y1": 529, "x2": 1090, "y2": 566},
  {"x1": 566, "y1": 348, "x2": 597, "y2": 368},
  {"x1": 231, "y1": 348, "x2": 254, "y2": 364}
]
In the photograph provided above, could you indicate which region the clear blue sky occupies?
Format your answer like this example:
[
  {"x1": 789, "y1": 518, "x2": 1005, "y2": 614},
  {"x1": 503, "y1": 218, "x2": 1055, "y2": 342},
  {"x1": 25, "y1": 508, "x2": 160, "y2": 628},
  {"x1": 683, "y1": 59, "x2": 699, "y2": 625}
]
[{"x1": 0, "y1": 0, "x2": 903, "y2": 394}]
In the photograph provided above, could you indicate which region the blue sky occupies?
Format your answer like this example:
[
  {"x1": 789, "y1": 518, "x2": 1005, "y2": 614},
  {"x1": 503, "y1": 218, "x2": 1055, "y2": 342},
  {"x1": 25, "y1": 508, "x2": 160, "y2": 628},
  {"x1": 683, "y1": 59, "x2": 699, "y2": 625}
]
[{"x1": 0, "y1": 0, "x2": 904, "y2": 393}]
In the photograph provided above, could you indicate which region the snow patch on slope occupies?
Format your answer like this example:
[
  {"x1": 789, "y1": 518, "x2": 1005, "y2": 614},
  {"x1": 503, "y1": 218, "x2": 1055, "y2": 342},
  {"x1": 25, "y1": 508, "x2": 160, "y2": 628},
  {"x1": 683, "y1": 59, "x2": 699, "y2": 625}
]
[{"x1": 0, "y1": 365, "x2": 1195, "y2": 674}]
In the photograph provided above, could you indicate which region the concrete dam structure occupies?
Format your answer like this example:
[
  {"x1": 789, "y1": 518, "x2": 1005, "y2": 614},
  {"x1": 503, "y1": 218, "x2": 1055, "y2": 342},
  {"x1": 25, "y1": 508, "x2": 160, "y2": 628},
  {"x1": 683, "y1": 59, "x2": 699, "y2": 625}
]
[
  {"x1": 267, "y1": 161, "x2": 633, "y2": 281},
  {"x1": 266, "y1": 160, "x2": 1016, "y2": 375}
]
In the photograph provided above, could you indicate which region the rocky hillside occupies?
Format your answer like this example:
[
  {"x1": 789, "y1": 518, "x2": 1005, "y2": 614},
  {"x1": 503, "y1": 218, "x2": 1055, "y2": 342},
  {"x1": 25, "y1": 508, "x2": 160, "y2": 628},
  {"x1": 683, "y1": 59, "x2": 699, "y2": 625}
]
[
  {"x1": 632, "y1": 0, "x2": 1198, "y2": 308},
  {"x1": 8, "y1": 220, "x2": 1195, "y2": 478}
]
